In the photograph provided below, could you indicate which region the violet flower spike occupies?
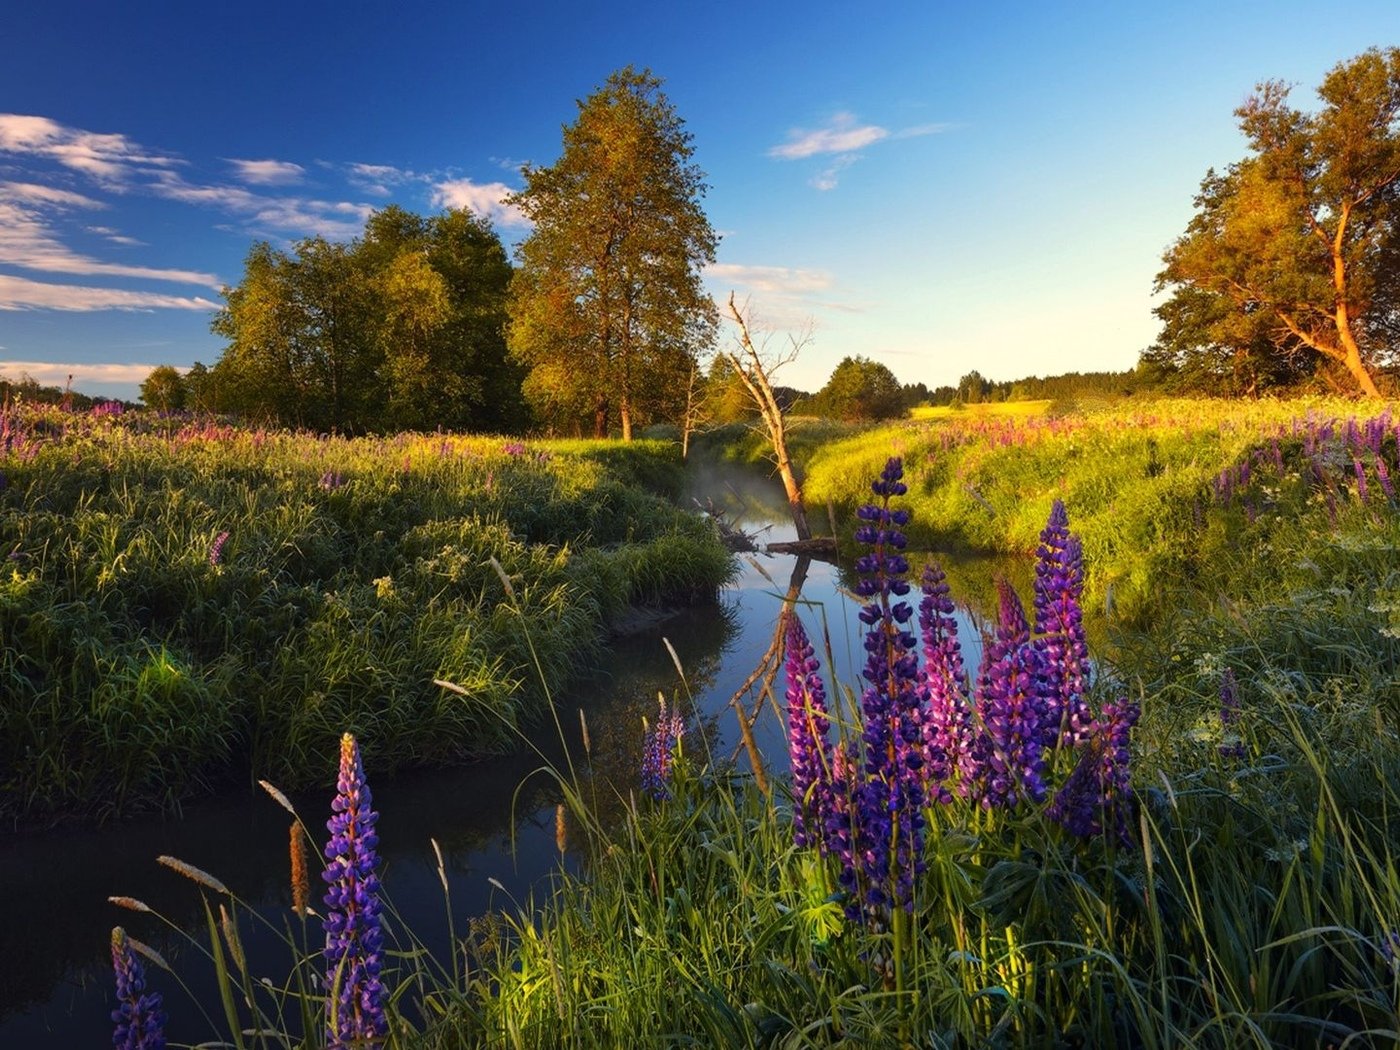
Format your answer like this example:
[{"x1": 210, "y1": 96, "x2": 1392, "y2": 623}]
[
  {"x1": 1047, "y1": 699, "x2": 1139, "y2": 845},
  {"x1": 641, "y1": 697, "x2": 685, "y2": 801},
  {"x1": 851, "y1": 457, "x2": 925, "y2": 914},
  {"x1": 918, "y1": 562, "x2": 969, "y2": 802},
  {"x1": 784, "y1": 615, "x2": 834, "y2": 850},
  {"x1": 1032, "y1": 502, "x2": 1093, "y2": 747},
  {"x1": 1218, "y1": 668, "x2": 1246, "y2": 760},
  {"x1": 323, "y1": 733, "x2": 387, "y2": 1049},
  {"x1": 111, "y1": 926, "x2": 166, "y2": 1050}
]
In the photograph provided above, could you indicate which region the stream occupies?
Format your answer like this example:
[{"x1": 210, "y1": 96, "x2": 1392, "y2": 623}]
[{"x1": 1, "y1": 468, "x2": 1013, "y2": 1047}]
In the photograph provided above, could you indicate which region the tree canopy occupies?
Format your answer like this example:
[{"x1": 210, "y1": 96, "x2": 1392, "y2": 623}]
[
  {"x1": 507, "y1": 66, "x2": 718, "y2": 439},
  {"x1": 807, "y1": 355, "x2": 906, "y2": 421},
  {"x1": 1153, "y1": 48, "x2": 1400, "y2": 398},
  {"x1": 208, "y1": 206, "x2": 525, "y2": 433}
]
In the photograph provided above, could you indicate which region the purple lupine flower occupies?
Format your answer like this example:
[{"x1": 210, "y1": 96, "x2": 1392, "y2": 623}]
[
  {"x1": 1046, "y1": 699, "x2": 1139, "y2": 845},
  {"x1": 111, "y1": 926, "x2": 166, "y2": 1050},
  {"x1": 1375, "y1": 454, "x2": 1395, "y2": 503},
  {"x1": 323, "y1": 733, "x2": 387, "y2": 1049},
  {"x1": 850, "y1": 457, "x2": 926, "y2": 914},
  {"x1": 1354, "y1": 458, "x2": 1370, "y2": 502},
  {"x1": 1218, "y1": 668, "x2": 1246, "y2": 760},
  {"x1": 918, "y1": 562, "x2": 970, "y2": 801},
  {"x1": 208, "y1": 530, "x2": 230, "y2": 566},
  {"x1": 641, "y1": 697, "x2": 685, "y2": 801},
  {"x1": 978, "y1": 640, "x2": 1047, "y2": 808},
  {"x1": 1033, "y1": 503, "x2": 1093, "y2": 747},
  {"x1": 319, "y1": 470, "x2": 346, "y2": 492},
  {"x1": 784, "y1": 615, "x2": 833, "y2": 850},
  {"x1": 502, "y1": 441, "x2": 528, "y2": 456}
]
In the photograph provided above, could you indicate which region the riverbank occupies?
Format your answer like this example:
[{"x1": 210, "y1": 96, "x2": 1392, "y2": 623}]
[{"x1": 0, "y1": 405, "x2": 734, "y2": 824}]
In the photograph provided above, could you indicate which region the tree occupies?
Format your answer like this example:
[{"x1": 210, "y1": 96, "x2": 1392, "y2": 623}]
[
  {"x1": 1158, "y1": 48, "x2": 1400, "y2": 398},
  {"x1": 139, "y1": 366, "x2": 187, "y2": 412},
  {"x1": 718, "y1": 295, "x2": 811, "y2": 541},
  {"x1": 957, "y1": 370, "x2": 991, "y2": 405},
  {"x1": 210, "y1": 206, "x2": 524, "y2": 432},
  {"x1": 507, "y1": 66, "x2": 719, "y2": 439},
  {"x1": 809, "y1": 355, "x2": 905, "y2": 421}
]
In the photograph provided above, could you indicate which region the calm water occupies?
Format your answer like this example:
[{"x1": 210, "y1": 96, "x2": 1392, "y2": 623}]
[{"x1": 1, "y1": 472, "x2": 1009, "y2": 1047}]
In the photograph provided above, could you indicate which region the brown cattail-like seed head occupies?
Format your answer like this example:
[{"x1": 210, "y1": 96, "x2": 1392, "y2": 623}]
[
  {"x1": 578, "y1": 708, "x2": 591, "y2": 756},
  {"x1": 554, "y1": 803, "x2": 568, "y2": 855},
  {"x1": 289, "y1": 822, "x2": 309, "y2": 918}
]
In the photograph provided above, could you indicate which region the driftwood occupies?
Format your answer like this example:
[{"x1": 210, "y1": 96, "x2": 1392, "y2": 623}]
[{"x1": 764, "y1": 537, "x2": 837, "y2": 561}]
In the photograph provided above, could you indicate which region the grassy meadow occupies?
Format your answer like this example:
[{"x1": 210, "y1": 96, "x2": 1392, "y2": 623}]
[
  {"x1": 13, "y1": 395, "x2": 1400, "y2": 1047},
  {"x1": 0, "y1": 402, "x2": 733, "y2": 823}
]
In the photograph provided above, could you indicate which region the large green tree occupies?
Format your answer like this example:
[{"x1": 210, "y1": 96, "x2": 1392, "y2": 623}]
[
  {"x1": 210, "y1": 206, "x2": 524, "y2": 432},
  {"x1": 810, "y1": 355, "x2": 906, "y2": 421},
  {"x1": 1157, "y1": 48, "x2": 1400, "y2": 398},
  {"x1": 507, "y1": 66, "x2": 718, "y2": 439}
]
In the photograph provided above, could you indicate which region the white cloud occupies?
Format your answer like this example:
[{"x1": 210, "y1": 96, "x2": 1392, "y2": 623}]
[
  {"x1": 768, "y1": 112, "x2": 949, "y2": 189},
  {"x1": 0, "y1": 360, "x2": 170, "y2": 387},
  {"x1": 0, "y1": 199, "x2": 218, "y2": 286},
  {"x1": 706, "y1": 263, "x2": 833, "y2": 296},
  {"x1": 0, "y1": 274, "x2": 219, "y2": 311},
  {"x1": 344, "y1": 162, "x2": 420, "y2": 196},
  {"x1": 769, "y1": 113, "x2": 888, "y2": 160},
  {"x1": 149, "y1": 172, "x2": 372, "y2": 239},
  {"x1": 226, "y1": 158, "x2": 305, "y2": 185},
  {"x1": 430, "y1": 178, "x2": 528, "y2": 228},
  {"x1": 0, "y1": 181, "x2": 104, "y2": 208},
  {"x1": 0, "y1": 113, "x2": 181, "y2": 186}
]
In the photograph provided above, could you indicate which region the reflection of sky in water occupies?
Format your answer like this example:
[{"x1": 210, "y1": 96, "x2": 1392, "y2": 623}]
[{"x1": 2, "y1": 469, "x2": 1021, "y2": 1048}]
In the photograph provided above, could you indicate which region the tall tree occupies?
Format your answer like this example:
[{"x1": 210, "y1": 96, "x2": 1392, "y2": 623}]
[
  {"x1": 507, "y1": 66, "x2": 718, "y2": 439},
  {"x1": 210, "y1": 207, "x2": 524, "y2": 432},
  {"x1": 1158, "y1": 48, "x2": 1400, "y2": 398},
  {"x1": 809, "y1": 355, "x2": 905, "y2": 421}
]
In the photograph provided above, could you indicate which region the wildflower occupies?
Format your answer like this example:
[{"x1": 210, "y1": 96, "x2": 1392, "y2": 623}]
[
  {"x1": 640, "y1": 696, "x2": 685, "y2": 801},
  {"x1": 978, "y1": 639, "x2": 1048, "y2": 808},
  {"x1": 1046, "y1": 700, "x2": 1139, "y2": 845},
  {"x1": 1354, "y1": 458, "x2": 1370, "y2": 501},
  {"x1": 319, "y1": 470, "x2": 346, "y2": 492},
  {"x1": 918, "y1": 561, "x2": 970, "y2": 800},
  {"x1": 208, "y1": 530, "x2": 230, "y2": 566},
  {"x1": 784, "y1": 615, "x2": 833, "y2": 850},
  {"x1": 502, "y1": 440, "x2": 527, "y2": 456},
  {"x1": 1218, "y1": 668, "x2": 1246, "y2": 760},
  {"x1": 1033, "y1": 502, "x2": 1093, "y2": 746},
  {"x1": 850, "y1": 457, "x2": 925, "y2": 913},
  {"x1": 323, "y1": 733, "x2": 387, "y2": 1048},
  {"x1": 111, "y1": 926, "x2": 166, "y2": 1050}
]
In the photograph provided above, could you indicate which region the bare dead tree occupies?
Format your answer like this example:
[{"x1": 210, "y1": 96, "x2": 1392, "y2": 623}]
[{"x1": 719, "y1": 293, "x2": 811, "y2": 541}]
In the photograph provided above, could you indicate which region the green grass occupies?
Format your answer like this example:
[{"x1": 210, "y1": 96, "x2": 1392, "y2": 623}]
[
  {"x1": 59, "y1": 395, "x2": 1400, "y2": 1046},
  {"x1": 0, "y1": 407, "x2": 733, "y2": 821}
]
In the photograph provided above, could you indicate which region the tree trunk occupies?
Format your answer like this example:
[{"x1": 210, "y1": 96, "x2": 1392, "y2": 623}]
[
  {"x1": 593, "y1": 394, "x2": 608, "y2": 439},
  {"x1": 621, "y1": 401, "x2": 633, "y2": 442}
]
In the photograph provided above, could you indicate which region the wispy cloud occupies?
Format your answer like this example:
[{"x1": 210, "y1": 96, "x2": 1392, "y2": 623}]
[
  {"x1": 0, "y1": 274, "x2": 219, "y2": 311},
  {"x1": 0, "y1": 181, "x2": 104, "y2": 209},
  {"x1": 345, "y1": 161, "x2": 418, "y2": 196},
  {"x1": 86, "y1": 225, "x2": 145, "y2": 246},
  {"x1": 769, "y1": 113, "x2": 889, "y2": 160},
  {"x1": 705, "y1": 261, "x2": 858, "y2": 331},
  {"x1": 149, "y1": 172, "x2": 372, "y2": 239},
  {"x1": 430, "y1": 178, "x2": 528, "y2": 228},
  {"x1": 0, "y1": 113, "x2": 181, "y2": 186},
  {"x1": 768, "y1": 112, "x2": 949, "y2": 190},
  {"x1": 706, "y1": 263, "x2": 834, "y2": 296},
  {"x1": 0, "y1": 185, "x2": 218, "y2": 286},
  {"x1": 226, "y1": 158, "x2": 305, "y2": 185}
]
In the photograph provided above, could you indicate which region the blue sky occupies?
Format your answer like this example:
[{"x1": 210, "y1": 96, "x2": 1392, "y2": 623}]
[{"x1": 0, "y1": 2, "x2": 1395, "y2": 401}]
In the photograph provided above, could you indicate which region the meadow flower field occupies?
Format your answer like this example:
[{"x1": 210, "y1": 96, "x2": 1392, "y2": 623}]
[
  {"x1": 0, "y1": 401, "x2": 732, "y2": 823},
  {"x1": 8, "y1": 395, "x2": 1400, "y2": 1047}
]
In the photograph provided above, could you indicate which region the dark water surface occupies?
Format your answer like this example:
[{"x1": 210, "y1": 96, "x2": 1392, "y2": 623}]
[{"x1": 1, "y1": 473, "x2": 1008, "y2": 1047}]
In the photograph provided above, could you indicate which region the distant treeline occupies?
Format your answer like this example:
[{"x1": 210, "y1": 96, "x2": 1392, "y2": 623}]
[
  {"x1": 0, "y1": 373, "x2": 120, "y2": 413},
  {"x1": 924, "y1": 368, "x2": 1147, "y2": 407}
]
